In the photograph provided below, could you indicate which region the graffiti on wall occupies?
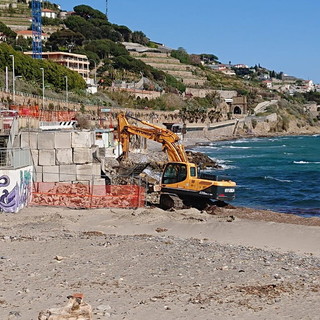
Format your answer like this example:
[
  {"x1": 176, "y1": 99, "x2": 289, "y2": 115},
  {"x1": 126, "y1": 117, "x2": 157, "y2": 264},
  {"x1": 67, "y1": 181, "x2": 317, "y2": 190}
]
[{"x1": 0, "y1": 167, "x2": 32, "y2": 213}]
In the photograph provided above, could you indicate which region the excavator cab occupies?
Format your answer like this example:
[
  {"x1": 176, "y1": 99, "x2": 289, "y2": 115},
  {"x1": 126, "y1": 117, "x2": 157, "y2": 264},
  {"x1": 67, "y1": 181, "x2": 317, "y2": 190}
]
[
  {"x1": 161, "y1": 161, "x2": 236, "y2": 209},
  {"x1": 162, "y1": 163, "x2": 188, "y2": 184}
]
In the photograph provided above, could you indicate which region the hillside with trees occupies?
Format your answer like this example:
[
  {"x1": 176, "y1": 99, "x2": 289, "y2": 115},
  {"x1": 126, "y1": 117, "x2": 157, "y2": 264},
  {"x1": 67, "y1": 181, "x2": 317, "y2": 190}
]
[{"x1": 0, "y1": 1, "x2": 319, "y2": 130}]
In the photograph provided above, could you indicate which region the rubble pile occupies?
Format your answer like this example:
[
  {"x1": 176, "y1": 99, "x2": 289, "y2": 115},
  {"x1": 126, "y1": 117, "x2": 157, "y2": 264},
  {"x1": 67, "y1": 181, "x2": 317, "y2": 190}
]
[
  {"x1": 186, "y1": 150, "x2": 221, "y2": 169},
  {"x1": 38, "y1": 294, "x2": 92, "y2": 320}
]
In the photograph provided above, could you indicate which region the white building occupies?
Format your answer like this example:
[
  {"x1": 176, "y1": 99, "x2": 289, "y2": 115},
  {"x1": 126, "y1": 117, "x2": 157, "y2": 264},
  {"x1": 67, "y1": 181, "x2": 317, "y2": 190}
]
[{"x1": 41, "y1": 9, "x2": 57, "y2": 19}]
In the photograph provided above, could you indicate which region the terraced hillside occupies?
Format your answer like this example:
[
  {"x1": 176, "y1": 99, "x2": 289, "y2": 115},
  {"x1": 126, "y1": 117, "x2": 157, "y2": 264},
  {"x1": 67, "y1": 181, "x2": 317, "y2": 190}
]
[
  {"x1": 0, "y1": 2, "x2": 31, "y2": 31},
  {"x1": 130, "y1": 51, "x2": 208, "y2": 87}
]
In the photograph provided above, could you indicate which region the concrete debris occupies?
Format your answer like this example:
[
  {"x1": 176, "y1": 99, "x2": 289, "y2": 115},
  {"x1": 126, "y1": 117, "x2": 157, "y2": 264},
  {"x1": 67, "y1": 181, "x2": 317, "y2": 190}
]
[
  {"x1": 38, "y1": 294, "x2": 92, "y2": 320},
  {"x1": 54, "y1": 256, "x2": 64, "y2": 261}
]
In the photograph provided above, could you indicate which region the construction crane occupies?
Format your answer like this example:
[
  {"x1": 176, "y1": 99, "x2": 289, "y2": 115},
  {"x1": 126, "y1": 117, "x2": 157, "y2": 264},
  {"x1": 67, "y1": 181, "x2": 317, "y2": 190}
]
[{"x1": 31, "y1": 0, "x2": 42, "y2": 59}]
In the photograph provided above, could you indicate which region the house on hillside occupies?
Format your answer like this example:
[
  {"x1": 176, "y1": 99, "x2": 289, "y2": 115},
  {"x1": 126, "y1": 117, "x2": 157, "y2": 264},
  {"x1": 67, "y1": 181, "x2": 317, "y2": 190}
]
[
  {"x1": 262, "y1": 80, "x2": 273, "y2": 89},
  {"x1": 233, "y1": 64, "x2": 249, "y2": 69},
  {"x1": 23, "y1": 51, "x2": 90, "y2": 80},
  {"x1": 16, "y1": 30, "x2": 49, "y2": 41},
  {"x1": 209, "y1": 64, "x2": 236, "y2": 76},
  {"x1": 0, "y1": 32, "x2": 7, "y2": 42},
  {"x1": 41, "y1": 9, "x2": 57, "y2": 19}
]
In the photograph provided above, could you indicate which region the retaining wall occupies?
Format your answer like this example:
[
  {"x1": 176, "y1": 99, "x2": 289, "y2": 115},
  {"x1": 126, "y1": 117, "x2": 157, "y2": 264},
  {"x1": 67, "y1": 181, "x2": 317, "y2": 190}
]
[{"x1": 18, "y1": 131, "x2": 104, "y2": 185}]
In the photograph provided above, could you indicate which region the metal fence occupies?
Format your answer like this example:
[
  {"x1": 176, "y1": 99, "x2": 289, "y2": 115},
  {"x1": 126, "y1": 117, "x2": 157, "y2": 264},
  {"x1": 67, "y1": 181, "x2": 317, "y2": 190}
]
[{"x1": 0, "y1": 148, "x2": 32, "y2": 169}]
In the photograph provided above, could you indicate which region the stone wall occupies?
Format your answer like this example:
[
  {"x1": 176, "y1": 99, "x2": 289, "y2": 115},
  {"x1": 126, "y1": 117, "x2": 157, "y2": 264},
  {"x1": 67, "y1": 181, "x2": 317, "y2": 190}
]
[
  {"x1": 130, "y1": 52, "x2": 170, "y2": 58},
  {"x1": 144, "y1": 63, "x2": 190, "y2": 71},
  {"x1": 138, "y1": 58, "x2": 182, "y2": 65}
]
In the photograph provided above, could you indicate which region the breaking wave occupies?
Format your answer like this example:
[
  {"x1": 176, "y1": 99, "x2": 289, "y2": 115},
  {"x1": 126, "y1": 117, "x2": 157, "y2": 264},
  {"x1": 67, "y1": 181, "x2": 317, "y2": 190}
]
[{"x1": 264, "y1": 176, "x2": 293, "y2": 183}]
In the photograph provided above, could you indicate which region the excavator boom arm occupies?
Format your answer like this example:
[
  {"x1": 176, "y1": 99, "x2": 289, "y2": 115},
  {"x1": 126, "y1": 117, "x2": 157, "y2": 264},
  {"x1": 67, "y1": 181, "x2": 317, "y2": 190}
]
[{"x1": 117, "y1": 113, "x2": 188, "y2": 162}]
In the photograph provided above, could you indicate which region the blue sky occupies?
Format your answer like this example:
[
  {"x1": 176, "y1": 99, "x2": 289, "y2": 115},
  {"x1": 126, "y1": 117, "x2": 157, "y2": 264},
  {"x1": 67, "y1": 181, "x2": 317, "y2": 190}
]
[{"x1": 61, "y1": 0, "x2": 320, "y2": 83}]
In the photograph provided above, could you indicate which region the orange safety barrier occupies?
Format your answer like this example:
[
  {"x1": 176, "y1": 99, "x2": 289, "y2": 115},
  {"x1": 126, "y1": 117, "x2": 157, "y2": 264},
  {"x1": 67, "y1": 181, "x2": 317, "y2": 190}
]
[
  {"x1": 10, "y1": 106, "x2": 76, "y2": 121},
  {"x1": 31, "y1": 182, "x2": 145, "y2": 208},
  {"x1": 38, "y1": 110, "x2": 76, "y2": 122}
]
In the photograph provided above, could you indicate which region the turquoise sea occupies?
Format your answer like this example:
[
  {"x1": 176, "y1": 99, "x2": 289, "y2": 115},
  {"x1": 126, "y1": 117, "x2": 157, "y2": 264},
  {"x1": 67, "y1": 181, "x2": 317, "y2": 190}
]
[{"x1": 194, "y1": 135, "x2": 320, "y2": 217}]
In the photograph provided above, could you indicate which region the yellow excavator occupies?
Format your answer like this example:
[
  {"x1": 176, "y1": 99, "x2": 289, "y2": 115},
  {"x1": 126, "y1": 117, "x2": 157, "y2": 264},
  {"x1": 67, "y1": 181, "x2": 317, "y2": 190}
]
[{"x1": 117, "y1": 113, "x2": 236, "y2": 209}]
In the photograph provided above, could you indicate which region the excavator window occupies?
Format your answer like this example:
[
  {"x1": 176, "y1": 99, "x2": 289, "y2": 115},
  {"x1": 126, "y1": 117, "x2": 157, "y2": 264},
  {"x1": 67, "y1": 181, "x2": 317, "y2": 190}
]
[
  {"x1": 162, "y1": 164, "x2": 187, "y2": 184},
  {"x1": 190, "y1": 167, "x2": 196, "y2": 177}
]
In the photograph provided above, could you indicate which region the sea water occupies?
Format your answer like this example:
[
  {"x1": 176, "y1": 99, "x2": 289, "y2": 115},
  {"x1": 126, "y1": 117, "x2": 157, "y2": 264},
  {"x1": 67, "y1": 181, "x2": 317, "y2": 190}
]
[{"x1": 193, "y1": 135, "x2": 320, "y2": 217}]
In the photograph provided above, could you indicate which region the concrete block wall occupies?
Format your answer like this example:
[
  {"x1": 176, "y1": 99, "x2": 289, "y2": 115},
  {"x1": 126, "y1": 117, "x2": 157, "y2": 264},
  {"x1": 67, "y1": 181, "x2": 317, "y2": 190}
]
[{"x1": 19, "y1": 130, "x2": 102, "y2": 185}]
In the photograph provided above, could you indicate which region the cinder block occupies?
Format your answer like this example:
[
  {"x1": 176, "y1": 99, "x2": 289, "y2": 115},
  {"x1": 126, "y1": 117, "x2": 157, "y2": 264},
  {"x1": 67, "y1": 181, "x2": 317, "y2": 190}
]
[
  {"x1": 34, "y1": 165, "x2": 43, "y2": 182},
  {"x1": 31, "y1": 149, "x2": 39, "y2": 166},
  {"x1": 56, "y1": 148, "x2": 73, "y2": 165},
  {"x1": 72, "y1": 180, "x2": 90, "y2": 186},
  {"x1": 93, "y1": 178, "x2": 106, "y2": 186},
  {"x1": 55, "y1": 132, "x2": 72, "y2": 149},
  {"x1": 20, "y1": 131, "x2": 38, "y2": 149},
  {"x1": 72, "y1": 131, "x2": 94, "y2": 148},
  {"x1": 39, "y1": 149, "x2": 56, "y2": 166},
  {"x1": 73, "y1": 148, "x2": 92, "y2": 164},
  {"x1": 38, "y1": 132, "x2": 55, "y2": 149},
  {"x1": 76, "y1": 164, "x2": 94, "y2": 181},
  {"x1": 36, "y1": 182, "x2": 55, "y2": 193},
  {"x1": 92, "y1": 162, "x2": 101, "y2": 176},
  {"x1": 42, "y1": 165, "x2": 59, "y2": 182},
  {"x1": 59, "y1": 164, "x2": 77, "y2": 182}
]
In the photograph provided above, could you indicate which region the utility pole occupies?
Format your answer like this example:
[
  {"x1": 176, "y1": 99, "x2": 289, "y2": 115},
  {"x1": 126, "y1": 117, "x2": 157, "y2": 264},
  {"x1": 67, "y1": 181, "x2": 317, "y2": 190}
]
[
  {"x1": 65, "y1": 75, "x2": 68, "y2": 108},
  {"x1": 40, "y1": 67, "x2": 45, "y2": 108},
  {"x1": 9, "y1": 54, "x2": 15, "y2": 103},
  {"x1": 5, "y1": 66, "x2": 8, "y2": 92}
]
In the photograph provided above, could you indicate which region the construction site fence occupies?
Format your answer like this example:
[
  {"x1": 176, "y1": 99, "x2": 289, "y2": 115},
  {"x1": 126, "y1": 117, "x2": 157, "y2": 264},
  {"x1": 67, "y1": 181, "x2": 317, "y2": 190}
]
[
  {"x1": 31, "y1": 182, "x2": 146, "y2": 209},
  {"x1": 10, "y1": 106, "x2": 77, "y2": 122}
]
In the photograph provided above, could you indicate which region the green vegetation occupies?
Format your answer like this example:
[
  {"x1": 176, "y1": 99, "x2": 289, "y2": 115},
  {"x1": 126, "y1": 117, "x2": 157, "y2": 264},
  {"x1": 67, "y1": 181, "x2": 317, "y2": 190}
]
[
  {"x1": 0, "y1": 43, "x2": 86, "y2": 91},
  {"x1": 0, "y1": 21, "x2": 17, "y2": 44},
  {"x1": 0, "y1": 0, "x2": 318, "y2": 126},
  {"x1": 42, "y1": 17, "x2": 63, "y2": 26},
  {"x1": 171, "y1": 47, "x2": 193, "y2": 65}
]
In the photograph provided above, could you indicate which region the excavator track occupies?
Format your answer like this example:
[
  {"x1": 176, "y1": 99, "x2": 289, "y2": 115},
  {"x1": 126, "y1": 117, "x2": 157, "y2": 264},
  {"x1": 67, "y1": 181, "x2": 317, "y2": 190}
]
[{"x1": 159, "y1": 193, "x2": 184, "y2": 210}]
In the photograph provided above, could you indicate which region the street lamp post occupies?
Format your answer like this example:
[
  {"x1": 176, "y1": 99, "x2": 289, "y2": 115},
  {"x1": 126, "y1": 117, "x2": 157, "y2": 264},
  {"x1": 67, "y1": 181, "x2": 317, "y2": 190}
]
[
  {"x1": 65, "y1": 75, "x2": 68, "y2": 107},
  {"x1": 5, "y1": 66, "x2": 8, "y2": 92},
  {"x1": 40, "y1": 68, "x2": 45, "y2": 108},
  {"x1": 9, "y1": 54, "x2": 15, "y2": 103}
]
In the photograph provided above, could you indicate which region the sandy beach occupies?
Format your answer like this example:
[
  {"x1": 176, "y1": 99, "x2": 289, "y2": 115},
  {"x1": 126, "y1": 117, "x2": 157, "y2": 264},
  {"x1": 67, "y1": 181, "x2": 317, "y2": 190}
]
[{"x1": 1, "y1": 205, "x2": 320, "y2": 320}]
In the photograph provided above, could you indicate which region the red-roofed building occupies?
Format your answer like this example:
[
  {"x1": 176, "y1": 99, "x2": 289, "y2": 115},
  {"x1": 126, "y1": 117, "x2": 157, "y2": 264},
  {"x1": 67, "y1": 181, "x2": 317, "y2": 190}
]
[{"x1": 41, "y1": 9, "x2": 57, "y2": 19}]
